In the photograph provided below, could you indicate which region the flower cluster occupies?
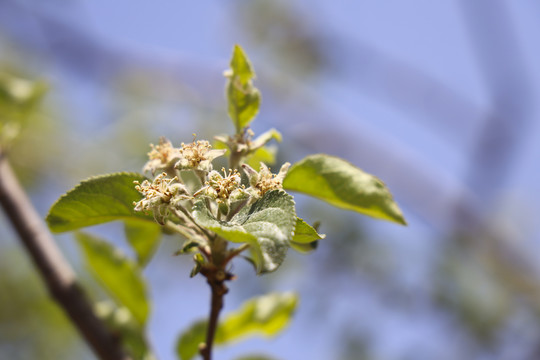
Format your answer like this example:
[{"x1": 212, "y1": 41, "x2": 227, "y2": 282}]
[
  {"x1": 143, "y1": 138, "x2": 226, "y2": 175},
  {"x1": 134, "y1": 173, "x2": 190, "y2": 224},
  {"x1": 195, "y1": 168, "x2": 246, "y2": 203},
  {"x1": 242, "y1": 162, "x2": 290, "y2": 199},
  {"x1": 176, "y1": 140, "x2": 226, "y2": 172},
  {"x1": 143, "y1": 137, "x2": 181, "y2": 175},
  {"x1": 134, "y1": 136, "x2": 290, "y2": 236}
]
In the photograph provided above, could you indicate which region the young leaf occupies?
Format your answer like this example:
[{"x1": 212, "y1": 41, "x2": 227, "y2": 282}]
[
  {"x1": 192, "y1": 190, "x2": 296, "y2": 273},
  {"x1": 283, "y1": 154, "x2": 407, "y2": 225},
  {"x1": 176, "y1": 292, "x2": 298, "y2": 360},
  {"x1": 46, "y1": 172, "x2": 152, "y2": 232},
  {"x1": 289, "y1": 218, "x2": 323, "y2": 254},
  {"x1": 291, "y1": 218, "x2": 325, "y2": 244},
  {"x1": 226, "y1": 45, "x2": 261, "y2": 132},
  {"x1": 76, "y1": 232, "x2": 150, "y2": 326},
  {"x1": 124, "y1": 220, "x2": 162, "y2": 267},
  {"x1": 290, "y1": 240, "x2": 318, "y2": 254}
]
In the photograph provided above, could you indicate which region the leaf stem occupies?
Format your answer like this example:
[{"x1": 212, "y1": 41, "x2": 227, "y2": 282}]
[{"x1": 229, "y1": 150, "x2": 242, "y2": 172}]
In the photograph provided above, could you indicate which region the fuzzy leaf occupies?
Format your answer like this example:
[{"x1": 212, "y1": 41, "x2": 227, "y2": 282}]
[
  {"x1": 124, "y1": 220, "x2": 162, "y2": 267},
  {"x1": 176, "y1": 292, "x2": 298, "y2": 360},
  {"x1": 283, "y1": 154, "x2": 406, "y2": 225},
  {"x1": 46, "y1": 172, "x2": 151, "y2": 232},
  {"x1": 76, "y1": 232, "x2": 150, "y2": 326},
  {"x1": 192, "y1": 190, "x2": 296, "y2": 274},
  {"x1": 226, "y1": 45, "x2": 261, "y2": 131}
]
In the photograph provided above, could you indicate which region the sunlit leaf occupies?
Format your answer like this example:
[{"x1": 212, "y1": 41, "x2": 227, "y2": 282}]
[
  {"x1": 176, "y1": 292, "x2": 298, "y2": 360},
  {"x1": 192, "y1": 190, "x2": 296, "y2": 274},
  {"x1": 289, "y1": 218, "x2": 323, "y2": 254},
  {"x1": 124, "y1": 220, "x2": 162, "y2": 267},
  {"x1": 46, "y1": 172, "x2": 151, "y2": 232},
  {"x1": 226, "y1": 45, "x2": 261, "y2": 131},
  {"x1": 76, "y1": 232, "x2": 150, "y2": 326},
  {"x1": 283, "y1": 154, "x2": 406, "y2": 225},
  {"x1": 291, "y1": 218, "x2": 324, "y2": 244},
  {"x1": 229, "y1": 44, "x2": 255, "y2": 83}
]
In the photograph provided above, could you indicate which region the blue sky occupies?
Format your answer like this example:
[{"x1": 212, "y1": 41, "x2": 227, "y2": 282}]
[{"x1": 2, "y1": 1, "x2": 540, "y2": 359}]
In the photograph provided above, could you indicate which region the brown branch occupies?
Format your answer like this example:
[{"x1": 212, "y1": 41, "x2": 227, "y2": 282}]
[
  {"x1": 199, "y1": 266, "x2": 233, "y2": 360},
  {"x1": 0, "y1": 152, "x2": 131, "y2": 360}
]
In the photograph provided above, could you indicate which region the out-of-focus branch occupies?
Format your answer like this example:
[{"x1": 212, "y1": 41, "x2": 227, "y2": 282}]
[
  {"x1": 0, "y1": 151, "x2": 130, "y2": 360},
  {"x1": 458, "y1": 0, "x2": 534, "y2": 222}
]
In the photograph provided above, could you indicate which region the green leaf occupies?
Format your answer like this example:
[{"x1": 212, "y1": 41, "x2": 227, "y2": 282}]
[
  {"x1": 283, "y1": 154, "x2": 406, "y2": 225},
  {"x1": 291, "y1": 218, "x2": 325, "y2": 244},
  {"x1": 190, "y1": 253, "x2": 205, "y2": 278},
  {"x1": 176, "y1": 320, "x2": 206, "y2": 360},
  {"x1": 230, "y1": 44, "x2": 255, "y2": 83},
  {"x1": 290, "y1": 240, "x2": 318, "y2": 254},
  {"x1": 216, "y1": 292, "x2": 298, "y2": 343},
  {"x1": 46, "y1": 172, "x2": 152, "y2": 232},
  {"x1": 289, "y1": 218, "x2": 323, "y2": 254},
  {"x1": 192, "y1": 190, "x2": 296, "y2": 274},
  {"x1": 226, "y1": 45, "x2": 261, "y2": 131},
  {"x1": 246, "y1": 146, "x2": 277, "y2": 168},
  {"x1": 124, "y1": 220, "x2": 162, "y2": 267},
  {"x1": 176, "y1": 292, "x2": 298, "y2": 360},
  {"x1": 95, "y1": 301, "x2": 155, "y2": 360},
  {"x1": 76, "y1": 232, "x2": 150, "y2": 326}
]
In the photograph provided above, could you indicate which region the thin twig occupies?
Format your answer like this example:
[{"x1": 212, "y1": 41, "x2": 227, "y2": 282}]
[
  {"x1": 0, "y1": 152, "x2": 130, "y2": 360},
  {"x1": 223, "y1": 243, "x2": 250, "y2": 266},
  {"x1": 172, "y1": 206, "x2": 214, "y2": 240},
  {"x1": 199, "y1": 266, "x2": 233, "y2": 360}
]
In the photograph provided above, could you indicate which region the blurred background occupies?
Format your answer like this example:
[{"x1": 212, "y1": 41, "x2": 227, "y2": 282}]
[{"x1": 1, "y1": 1, "x2": 540, "y2": 359}]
